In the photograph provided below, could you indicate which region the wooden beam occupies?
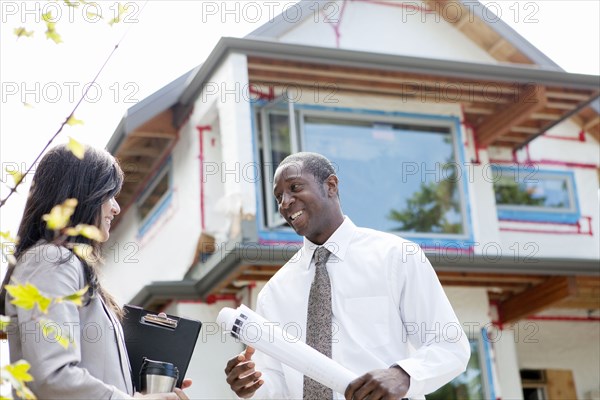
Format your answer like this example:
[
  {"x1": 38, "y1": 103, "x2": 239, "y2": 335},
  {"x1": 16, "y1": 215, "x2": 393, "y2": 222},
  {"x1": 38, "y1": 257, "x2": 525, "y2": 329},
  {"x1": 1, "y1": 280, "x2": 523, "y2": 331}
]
[
  {"x1": 248, "y1": 59, "x2": 519, "y2": 95},
  {"x1": 511, "y1": 126, "x2": 539, "y2": 134},
  {"x1": 546, "y1": 91, "x2": 591, "y2": 101},
  {"x1": 547, "y1": 101, "x2": 580, "y2": 110},
  {"x1": 120, "y1": 147, "x2": 164, "y2": 158},
  {"x1": 437, "y1": 271, "x2": 546, "y2": 284},
  {"x1": 531, "y1": 112, "x2": 563, "y2": 121},
  {"x1": 488, "y1": 38, "x2": 508, "y2": 55},
  {"x1": 132, "y1": 131, "x2": 175, "y2": 139},
  {"x1": 477, "y1": 84, "x2": 547, "y2": 146},
  {"x1": 464, "y1": 105, "x2": 495, "y2": 115},
  {"x1": 584, "y1": 116, "x2": 600, "y2": 131},
  {"x1": 557, "y1": 296, "x2": 600, "y2": 309},
  {"x1": 498, "y1": 276, "x2": 577, "y2": 324}
]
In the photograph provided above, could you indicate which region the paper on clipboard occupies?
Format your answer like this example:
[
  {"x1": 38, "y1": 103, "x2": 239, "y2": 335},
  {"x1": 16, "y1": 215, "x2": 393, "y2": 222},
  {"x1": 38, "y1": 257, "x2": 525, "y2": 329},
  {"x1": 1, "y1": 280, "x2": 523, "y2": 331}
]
[{"x1": 122, "y1": 305, "x2": 202, "y2": 390}]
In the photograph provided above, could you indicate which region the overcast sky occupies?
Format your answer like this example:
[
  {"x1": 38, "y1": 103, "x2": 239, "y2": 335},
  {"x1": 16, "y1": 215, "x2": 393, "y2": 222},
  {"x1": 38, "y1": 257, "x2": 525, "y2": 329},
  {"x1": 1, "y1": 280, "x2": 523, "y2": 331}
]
[{"x1": 0, "y1": 0, "x2": 598, "y2": 248}]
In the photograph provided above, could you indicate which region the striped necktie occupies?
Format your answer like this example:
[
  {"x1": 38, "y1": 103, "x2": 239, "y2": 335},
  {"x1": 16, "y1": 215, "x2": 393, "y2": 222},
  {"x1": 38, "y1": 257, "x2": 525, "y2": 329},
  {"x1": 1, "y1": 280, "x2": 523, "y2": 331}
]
[{"x1": 303, "y1": 246, "x2": 333, "y2": 400}]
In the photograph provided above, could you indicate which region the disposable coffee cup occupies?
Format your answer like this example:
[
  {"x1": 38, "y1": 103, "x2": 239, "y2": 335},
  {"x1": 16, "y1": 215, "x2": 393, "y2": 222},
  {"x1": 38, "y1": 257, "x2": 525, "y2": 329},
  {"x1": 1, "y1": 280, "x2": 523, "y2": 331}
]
[{"x1": 139, "y1": 358, "x2": 179, "y2": 394}]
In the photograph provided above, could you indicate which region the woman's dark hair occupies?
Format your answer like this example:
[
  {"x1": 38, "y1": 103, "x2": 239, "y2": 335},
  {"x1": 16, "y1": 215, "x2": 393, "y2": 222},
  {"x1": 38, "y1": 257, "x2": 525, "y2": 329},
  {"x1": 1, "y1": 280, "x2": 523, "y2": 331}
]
[{"x1": 1, "y1": 144, "x2": 124, "y2": 316}]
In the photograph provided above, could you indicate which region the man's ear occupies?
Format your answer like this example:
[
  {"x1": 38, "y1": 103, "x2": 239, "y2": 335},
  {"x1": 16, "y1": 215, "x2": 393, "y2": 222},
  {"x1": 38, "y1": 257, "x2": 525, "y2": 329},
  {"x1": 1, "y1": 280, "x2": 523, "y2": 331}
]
[{"x1": 325, "y1": 174, "x2": 338, "y2": 197}]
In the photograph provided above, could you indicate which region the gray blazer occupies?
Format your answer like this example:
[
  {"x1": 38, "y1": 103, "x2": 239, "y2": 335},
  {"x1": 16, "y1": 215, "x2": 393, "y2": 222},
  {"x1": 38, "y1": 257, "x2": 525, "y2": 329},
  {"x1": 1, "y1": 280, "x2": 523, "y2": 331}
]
[{"x1": 5, "y1": 243, "x2": 134, "y2": 399}]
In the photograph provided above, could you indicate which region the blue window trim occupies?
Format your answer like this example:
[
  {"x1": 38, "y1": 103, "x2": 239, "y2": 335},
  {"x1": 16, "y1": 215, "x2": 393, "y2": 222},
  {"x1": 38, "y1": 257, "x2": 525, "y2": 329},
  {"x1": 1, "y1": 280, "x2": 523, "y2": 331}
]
[
  {"x1": 251, "y1": 102, "x2": 475, "y2": 249},
  {"x1": 481, "y1": 327, "x2": 497, "y2": 400},
  {"x1": 492, "y1": 165, "x2": 580, "y2": 224},
  {"x1": 136, "y1": 157, "x2": 174, "y2": 237}
]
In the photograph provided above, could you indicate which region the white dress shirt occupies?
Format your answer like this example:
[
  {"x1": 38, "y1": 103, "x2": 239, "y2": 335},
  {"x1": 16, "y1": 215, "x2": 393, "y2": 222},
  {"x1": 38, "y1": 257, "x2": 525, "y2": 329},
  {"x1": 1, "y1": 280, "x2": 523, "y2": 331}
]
[{"x1": 253, "y1": 217, "x2": 470, "y2": 399}]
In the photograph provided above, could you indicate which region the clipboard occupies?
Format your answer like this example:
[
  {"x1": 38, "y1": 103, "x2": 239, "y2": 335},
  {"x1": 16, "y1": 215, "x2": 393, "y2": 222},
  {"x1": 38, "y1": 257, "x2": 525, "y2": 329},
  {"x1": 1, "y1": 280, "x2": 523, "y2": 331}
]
[{"x1": 122, "y1": 304, "x2": 202, "y2": 390}]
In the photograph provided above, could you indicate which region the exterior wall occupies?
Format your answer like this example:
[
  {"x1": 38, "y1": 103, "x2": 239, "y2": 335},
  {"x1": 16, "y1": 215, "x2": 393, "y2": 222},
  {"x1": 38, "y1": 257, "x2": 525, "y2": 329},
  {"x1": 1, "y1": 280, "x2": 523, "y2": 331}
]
[
  {"x1": 488, "y1": 118, "x2": 600, "y2": 261},
  {"x1": 494, "y1": 329, "x2": 524, "y2": 400},
  {"x1": 103, "y1": 120, "x2": 202, "y2": 304},
  {"x1": 103, "y1": 53, "x2": 256, "y2": 301},
  {"x1": 165, "y1": 300, "x2": 241, "y2": 400},
  {"x1": 279, "y1": 1, "x2": 497, "y2": 64},
  {"x1": 515, "y1": 309, "x2": 600, "y2": 400},
  {"x1": 213, "y1": 53, "x2": 256, "y2": 227}
]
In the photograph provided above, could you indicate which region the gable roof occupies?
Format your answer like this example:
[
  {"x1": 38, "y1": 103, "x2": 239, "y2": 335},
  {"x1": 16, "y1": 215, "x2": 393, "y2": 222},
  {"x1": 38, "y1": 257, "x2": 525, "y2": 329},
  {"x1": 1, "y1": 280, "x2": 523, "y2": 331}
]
[
  {"x1": 245, "y1": 0, "x2": 600, "y2": 123},
  {"x1": 246, "y1": 0, "x2": 547, "y2": 65}
]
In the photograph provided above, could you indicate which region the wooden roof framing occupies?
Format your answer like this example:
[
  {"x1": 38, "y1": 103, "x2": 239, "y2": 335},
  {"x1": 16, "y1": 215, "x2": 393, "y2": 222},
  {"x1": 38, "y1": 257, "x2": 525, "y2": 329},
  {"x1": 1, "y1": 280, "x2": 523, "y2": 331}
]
[
  {"x1": 425, "y1": 0, "x2": 536, "y2": 65},
  {"x1": 112, "y1": 109, "x2": 178, "y2": 224},
  {"x1": 247, "y1": 56, "x2": 599, "y2": 148},
  {"x1": 205, "y1": 262, "x2": 600, "y2": 324},
  {"x1": 425, "y1": 0, "x2": 600, "y2": 141}
]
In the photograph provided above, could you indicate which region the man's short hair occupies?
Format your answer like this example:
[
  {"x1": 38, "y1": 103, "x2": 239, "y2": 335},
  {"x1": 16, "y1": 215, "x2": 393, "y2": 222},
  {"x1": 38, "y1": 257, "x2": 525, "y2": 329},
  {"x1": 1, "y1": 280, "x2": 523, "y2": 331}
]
[{"x1": 278, "y1": 152, "x2": 336, "y2": 184}]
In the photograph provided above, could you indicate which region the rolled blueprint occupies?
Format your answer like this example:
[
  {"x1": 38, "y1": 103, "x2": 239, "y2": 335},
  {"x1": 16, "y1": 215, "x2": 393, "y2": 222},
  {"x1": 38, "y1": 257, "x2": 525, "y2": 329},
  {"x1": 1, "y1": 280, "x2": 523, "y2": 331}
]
[{"x1": 217, "y1": 304, "x2": 358, "y2": 395}]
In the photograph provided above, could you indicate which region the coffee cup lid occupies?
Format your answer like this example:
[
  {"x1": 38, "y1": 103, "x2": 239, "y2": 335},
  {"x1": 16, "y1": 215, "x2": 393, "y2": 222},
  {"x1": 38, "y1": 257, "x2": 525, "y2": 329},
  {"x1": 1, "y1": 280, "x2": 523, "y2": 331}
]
[{"x1": 140, "y1": 358, "x2": 179, "y2": 378}]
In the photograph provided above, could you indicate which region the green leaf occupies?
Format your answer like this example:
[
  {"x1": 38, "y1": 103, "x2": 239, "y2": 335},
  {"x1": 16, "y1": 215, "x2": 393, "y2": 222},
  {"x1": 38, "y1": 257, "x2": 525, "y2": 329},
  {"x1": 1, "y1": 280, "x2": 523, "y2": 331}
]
[
  {"x1": 14, "y1": 27, "x2": 34, "y2": 38},
  {"x1": 65, "y1": 224, "x2": 102, "y2": 241},
  {"x1": 41, "y1": 12, "x2": 53, "y2": 23},
  {"x1": 3, "y1": 360, "x2": 37, "y2": 399},
  {"x1": 66, "y1": 115, "x2": 84, "y2": 126},
  {"x1": 72, "y1": 244, "x2": 95, "y2": 264},
  {"x1": 59, "y1": 286, "x2": 89, "y2": 307},
  {"x1": 87, "y1": 10, "x2": 102, "y2": 19},
  {"x1": 46, "y1": 28, "x2": 63, "y2": 44},
  {"x1": 67, "y1": 136, "x2": 85, "y2": 159},
  {"x1": 42, "y1": 198, "x2": 78, "y2": 230},
  {"x1": 0, "y1": 232, "x2": 18, "y2": 266},
  {"x1": 23, "y1": 102, "x2": 34, "y2": 108},
  {"x1": 41, "y1": 320, "x2": 70, "y2": 349},
  {"x1": 108, "y1": 3, "x2": 126, "y2": 26},
  {"x1": 4, "y1": 283, "x2": 52, "y2": 313},
  {"x1": 0, "y1": 315, "x2": 10, "y2": 332},
  {"x1": 5, "y1": 167, "x2": 23, "y2": 186},
  {"x1": 0, "y1": 231, "x2": 15, "y2": 241},
  {"x1": 63, "y1": 0, "x2": 80, "y2": 7},
  {"x1": 43, "y1": 13, "x2": 62, "y2": 44},
  {"x1": 4, "y1": 361, "x2": 33, "y2": 383}
]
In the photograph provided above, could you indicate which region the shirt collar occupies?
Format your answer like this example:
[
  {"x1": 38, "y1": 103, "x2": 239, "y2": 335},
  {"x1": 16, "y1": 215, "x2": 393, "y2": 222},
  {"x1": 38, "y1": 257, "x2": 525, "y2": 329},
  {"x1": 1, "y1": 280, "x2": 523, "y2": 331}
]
[{"x1": 302, "y1": 216, "x2": 356, "y2": 268}]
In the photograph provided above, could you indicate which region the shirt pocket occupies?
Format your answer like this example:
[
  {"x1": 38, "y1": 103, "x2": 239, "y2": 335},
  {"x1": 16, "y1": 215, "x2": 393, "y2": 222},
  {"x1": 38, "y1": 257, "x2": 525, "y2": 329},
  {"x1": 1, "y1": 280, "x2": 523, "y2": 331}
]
[{"x1": 343, "y1": 296, "x2": 392, "y2": 349}]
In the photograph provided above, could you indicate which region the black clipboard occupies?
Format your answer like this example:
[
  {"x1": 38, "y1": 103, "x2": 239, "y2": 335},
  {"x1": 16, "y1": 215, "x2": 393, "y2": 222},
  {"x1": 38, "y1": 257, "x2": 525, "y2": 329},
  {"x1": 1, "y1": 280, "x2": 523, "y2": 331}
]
[{"x1": 122, "y1": 305, "x2": 202, "y2": 390}]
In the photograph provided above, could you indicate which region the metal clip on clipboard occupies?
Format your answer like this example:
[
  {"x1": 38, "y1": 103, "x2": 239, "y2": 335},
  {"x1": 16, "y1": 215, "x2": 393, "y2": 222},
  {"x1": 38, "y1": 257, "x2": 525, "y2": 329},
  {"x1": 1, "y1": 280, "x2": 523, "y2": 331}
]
[
  {"x1": 142, "y1": 312, "x2": 178, "y2": 329},
  {"x1": 123, "y1": 305, "x2": 202, "y2": 389}
]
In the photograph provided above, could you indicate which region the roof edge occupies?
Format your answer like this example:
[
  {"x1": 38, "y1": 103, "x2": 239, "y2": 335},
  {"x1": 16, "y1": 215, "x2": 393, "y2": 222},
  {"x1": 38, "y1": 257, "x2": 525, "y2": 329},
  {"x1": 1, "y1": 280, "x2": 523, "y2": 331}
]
[
  {"x1": 245, "y1": 0, "x2": 329, "y2": 39},
  {"x1": 460, "y1": 0, "x2": 561, "y2": 69},
  {"x1": 128, "y1": 243, "x2": 600, "y2": 308}
]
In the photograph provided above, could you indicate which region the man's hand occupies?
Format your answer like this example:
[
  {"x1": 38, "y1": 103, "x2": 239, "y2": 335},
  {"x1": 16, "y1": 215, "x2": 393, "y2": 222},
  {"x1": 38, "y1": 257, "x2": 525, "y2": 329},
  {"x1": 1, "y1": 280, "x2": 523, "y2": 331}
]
[
  {"x1": 224, "y1": 346, "x2": 264, "y2": 398},
  {"x1": 344, "y1": 365, "x2": 410, "y2": 400}
]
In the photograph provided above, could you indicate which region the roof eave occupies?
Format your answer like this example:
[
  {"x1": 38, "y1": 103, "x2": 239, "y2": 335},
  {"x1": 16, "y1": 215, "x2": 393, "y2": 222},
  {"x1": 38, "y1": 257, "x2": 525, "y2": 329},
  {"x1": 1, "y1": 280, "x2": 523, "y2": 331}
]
[
  {"x1": 176, "y1": 37, "x2": 599, "y2": 114},
  {"x1": 128, "y1": 242, "x2": 600, "y2": 309}
]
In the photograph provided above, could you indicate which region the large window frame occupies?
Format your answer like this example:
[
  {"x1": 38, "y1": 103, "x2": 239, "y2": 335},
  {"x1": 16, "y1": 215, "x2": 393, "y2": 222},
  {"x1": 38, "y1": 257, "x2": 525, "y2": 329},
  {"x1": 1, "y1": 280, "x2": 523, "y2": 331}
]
[
  {"x1": 136, "y1": 158, "x2": 173, "y2": 236},
  {"x1": 427, "y1": 333, "x2": 494, "y2": 400},
  {"x1": 491, "y1": 165, "x2": 580, "y2": 224},
  {"x1": 260, "y1": 96, "x2": 300, "y2": 228},
  {"x1": 256, "y1": 102, "x2": 473, "y2": 246}
]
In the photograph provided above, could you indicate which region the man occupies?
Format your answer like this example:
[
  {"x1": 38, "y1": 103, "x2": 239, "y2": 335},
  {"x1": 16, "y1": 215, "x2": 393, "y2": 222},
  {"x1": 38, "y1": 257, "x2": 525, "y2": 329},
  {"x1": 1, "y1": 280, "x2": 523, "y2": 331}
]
[{"x1": 225, "y1": 152, "x2": 470, "y2": 399}]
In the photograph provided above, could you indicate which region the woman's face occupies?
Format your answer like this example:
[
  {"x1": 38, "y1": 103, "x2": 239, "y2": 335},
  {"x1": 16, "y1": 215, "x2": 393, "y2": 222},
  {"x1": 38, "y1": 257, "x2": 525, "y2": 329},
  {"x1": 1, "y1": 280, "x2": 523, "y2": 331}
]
[{"x1": 100, "y1": 197, "x2": 120, "y2": 242}]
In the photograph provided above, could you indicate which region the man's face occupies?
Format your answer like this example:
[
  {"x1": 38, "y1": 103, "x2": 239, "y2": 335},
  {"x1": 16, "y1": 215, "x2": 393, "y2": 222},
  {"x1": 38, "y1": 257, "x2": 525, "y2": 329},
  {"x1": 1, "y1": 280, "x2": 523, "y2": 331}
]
[{"x1": 273, "y1": 161, "x2": 337, "y2": 244}]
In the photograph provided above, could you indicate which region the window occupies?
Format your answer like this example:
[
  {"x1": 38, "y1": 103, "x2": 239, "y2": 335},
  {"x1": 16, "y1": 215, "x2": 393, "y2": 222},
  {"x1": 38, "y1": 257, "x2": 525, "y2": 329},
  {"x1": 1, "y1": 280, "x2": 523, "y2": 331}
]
[
  {"x1": 137, "y1": 159, "x2": 173, "y2": 235},
  {"x1": 427, "y1": 338, "x2": 488, "y2": 400},
  {"x1": 491, "y1": 166, "x2": 580, "y2": 224},
  {"x1": 257, "y1": 104, "x2": 472, "y2": 244}
]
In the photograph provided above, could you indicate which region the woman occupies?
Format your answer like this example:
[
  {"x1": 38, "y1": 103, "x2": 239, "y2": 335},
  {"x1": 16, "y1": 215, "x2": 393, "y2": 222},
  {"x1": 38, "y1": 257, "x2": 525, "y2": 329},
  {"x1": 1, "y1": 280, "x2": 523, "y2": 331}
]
[{"x1": 1, "y1": 144, "x2": 189, "y2": 399}]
